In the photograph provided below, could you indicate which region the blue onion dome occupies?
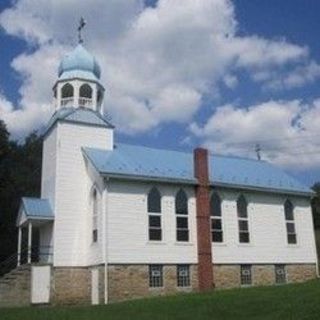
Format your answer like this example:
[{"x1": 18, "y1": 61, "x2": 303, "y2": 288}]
[{"x1": 58, "y1": 44, "x2": 101, "y2": 79}]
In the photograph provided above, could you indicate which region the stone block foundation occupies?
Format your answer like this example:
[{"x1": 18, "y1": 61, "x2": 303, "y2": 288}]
[
  {"x1": 108, "y1": 264, "x2": 198, "y2": 303},
  {"x1": 0, "y1": 263, "x2": 316, "y2": 307}
]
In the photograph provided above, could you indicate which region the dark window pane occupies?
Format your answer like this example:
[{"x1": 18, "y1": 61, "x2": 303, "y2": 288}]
[
  {"x1": 212, "y1": 218, "x2": 222, "y2": 230},
  {"x1": 177, "y1": 230, "x2": 189, "y2": 242},
  {"x1": 175, "y1": 189, "x2": 188, "y2": 214},
  {"x1": 288, "y1": 234, "x2": 297, "y2": 244},
  {"x1": 284, "y1": 200, "x2": 294, "y2": 221},
  {"x1": 148, "y1": 187, "x2": 161, "y2": 213},
  {"x1": 237, "y1": 195, "x2": 248, "y2": 218},
  {"x1": 239, "y1": 220, "x2": 248, "y2": 231},
  {"x1": 212, "y1": 231, "x2": 223, "y2": 242},
  {"x1": 286, "y1": 222, "x2": 295, "y2": 234},
  {"x1": 239, "y1": 232, "x2": 250, "y2": 243},
  {"x1": 92, "y1": 229, "x2": 98, "y2": 243},
  {"x1": 177, "y1": 217, "x2": 188, "y2": 229},
  {"x1": 149, "y1": 228, "x2": 162, "y2": 241},
  {"x1": 149, "y1": 215, "x2": 161, "y2": 227},
  {"x1": 210, "y1": 193, "x2": 221, "y2": 216}
]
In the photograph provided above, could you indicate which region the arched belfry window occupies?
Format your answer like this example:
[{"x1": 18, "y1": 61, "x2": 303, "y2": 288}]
[
  {"x1": 148, "y1": 187, "x2": 162, "y2": 241},
  {"x1": 79, "y1": 84, "x2": 93, "y2": 98},
  {"x1": 92, "y1": 188, "x2": 98, "y2": 243},
  {"x1": 284, "y1": 199, "x2": 297, "y2": 244},
  {"x1": 237, "y1": 195, "x2": 250, "y2": 243},
  {"x1": 175, "y1": 189, "x2": 189, "y2": 242},
  {"x1": 61, "y1": 83, "x2": 74, "y2": 98},
  {"x1": 210, "y1": 192, "x2": 223, "y2": 242}
]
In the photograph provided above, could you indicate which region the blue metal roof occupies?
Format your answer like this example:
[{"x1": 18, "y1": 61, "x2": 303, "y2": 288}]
[
  {"x1": 58, "y1": 70, "x2": 99, "y2": 82},
  {"x1": 22, "y1": 198, "x2": 54, "y2": 219},
  {"x1": 58, "y1": 44, "x2": 101, "y2": 79},
  {"x1": 83, "y1": 143, "x2": 312, "y2": 196},
  {"x1": 44, "y1": 107, "x2": 114, "y2": 135}
]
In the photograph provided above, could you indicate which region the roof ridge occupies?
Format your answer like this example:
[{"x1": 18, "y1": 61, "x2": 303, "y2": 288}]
[
  {"x1": 116, "y1": 142, "x2": 268, "y2": 163},
  {"x1": 116, "y1": 142, "x2": 192, "y2": 156}
]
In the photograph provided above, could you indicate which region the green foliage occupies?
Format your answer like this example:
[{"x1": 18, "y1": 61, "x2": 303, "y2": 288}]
[
  {"x1": 0, "y1": 121, "x2": 42, "y2": 262},
  {"x1": 312, "y1": 183, "x2": 320, "y2": 229},
  {"x1": 1, "y1": 280, "x2": 320, "y2": 319}
]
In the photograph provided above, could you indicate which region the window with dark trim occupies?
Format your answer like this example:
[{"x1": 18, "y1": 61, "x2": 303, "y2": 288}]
[
  {"x1": 210, "y1": 192, "x2": 223, "y2": 243},
  {"x1": 275, "y1": 264, "x2": 287, "y2": 284},
  {"x1": 284, "y1": 200, "x2": 297, "y2": 244},
  {"x1": 92, "y1": 188, "x2": 98, "y2": 243},
  {"x1": 177, "y1": 265, "x2": 191, "y2": 287},
  {"x1": 148, "y1": 187, "x2": 162, "y2": 241},
  {"x1": 149, "y1": 265, "x2": 163, "y2": 287},
  {"x1": 237, "y1": 195, "x2": 250, "y2": 243},
  {"x1": 240, "y1": 265, "x2": 252, "y2": 286},
  {"x1": 175, "y1": 189, "x2": 189, "y2": 242}
]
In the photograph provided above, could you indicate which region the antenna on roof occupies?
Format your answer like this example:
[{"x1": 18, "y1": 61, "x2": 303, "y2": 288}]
[
  {"x1": 255, "y1": 143, "x2": 261, "y2": 161},
  {"x1": 78, "y1": 17, "x2": 86, "y2": 44}
]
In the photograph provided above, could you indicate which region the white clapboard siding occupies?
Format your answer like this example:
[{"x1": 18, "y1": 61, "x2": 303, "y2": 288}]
[
  {"x1": 52, "y1": 122, "x2": 113, "y2": 266},
  {"x1": 106, "y1": 181, "x2": 317, "y2": 265}
]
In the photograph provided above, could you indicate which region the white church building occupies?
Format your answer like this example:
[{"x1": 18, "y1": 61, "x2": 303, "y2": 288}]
[{"x1": 1, "y1": 41, "x2": 318, "y2": 306}]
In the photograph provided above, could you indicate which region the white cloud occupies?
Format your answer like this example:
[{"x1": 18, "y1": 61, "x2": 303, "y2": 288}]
[
  {"x1": 0, "y1": 0, "x2": 320, "y2": 141},
  {"x1": 190, "y1": 99, "x2": 320, "y2": 170}
]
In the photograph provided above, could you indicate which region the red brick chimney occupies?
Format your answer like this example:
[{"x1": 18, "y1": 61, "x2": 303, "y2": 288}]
[{"x1": 194, "y1": 148, "x2": 214, "y2": 291}]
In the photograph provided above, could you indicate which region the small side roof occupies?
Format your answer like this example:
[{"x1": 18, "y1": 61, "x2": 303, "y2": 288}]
[
  {"x1": 83, "y1": 143, "x2": 312, "y2": 197},
  {"x1": 21, "y1": 197, "x2": 54, "y2": 219},
  {"x1": 44, "y1": 107, "x2": 114, "y2": 136}
]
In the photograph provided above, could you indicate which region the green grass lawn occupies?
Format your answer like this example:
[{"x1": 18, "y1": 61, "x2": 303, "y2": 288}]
[{"x1": 2, "y1": 280, "x2": 320, "y2": 320}]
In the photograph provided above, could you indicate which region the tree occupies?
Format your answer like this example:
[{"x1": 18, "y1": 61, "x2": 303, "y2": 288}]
[
  {"x1": 312, "y1": 183, "x2": 320, "y2": 229},
  {"x1": 0, "y1": 122, "x2": 42, "y2": 263}
]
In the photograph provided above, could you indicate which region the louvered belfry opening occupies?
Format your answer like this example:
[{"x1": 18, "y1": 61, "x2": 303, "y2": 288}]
[{"x1": 194, "y1": 148, "x2": 214, "y2": 291}]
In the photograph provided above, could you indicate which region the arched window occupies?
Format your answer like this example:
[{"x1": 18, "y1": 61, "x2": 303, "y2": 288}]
[
  {"x1": 92, "y1": 188, "x2": 98, "y2": 243},
  {"x1": 79, "y1": 84, "x2": 92, "y2": 98},
  {"x1": 237, "y1": 195, "x2": 250, "y2": 243},
  {"x1": 148, "y1": 187, "x2": 162, "y2": 241},
  {"x1": 61, "y1": 83, "x2": 74, "y2": 98},
  {"x1": 284, "y1": 200, "x2": 297, "y2": 244},
  {"x1": 210, "y1": 193, "x2": 223, "y2": 242},
  {"x1": 175, "y1": 189, "x2": 189, "y2": 242}
]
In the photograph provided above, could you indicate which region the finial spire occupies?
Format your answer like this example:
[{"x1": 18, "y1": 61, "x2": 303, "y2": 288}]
[
  {"x1": 78, "y1": 17, "x2": 86, "y2": 44},
  {"x1": 255, "y1": 143, "x2": 261, "y2": 161}
]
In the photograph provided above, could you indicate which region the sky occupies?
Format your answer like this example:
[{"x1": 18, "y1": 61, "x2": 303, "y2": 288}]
[{"x1": 0, "y1": 0, "x2": 320, "y2": 187}]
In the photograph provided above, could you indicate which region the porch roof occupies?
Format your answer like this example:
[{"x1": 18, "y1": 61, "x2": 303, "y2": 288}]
[{"x1": 20, "y1": 197, "x2": 54, "y2": 221}]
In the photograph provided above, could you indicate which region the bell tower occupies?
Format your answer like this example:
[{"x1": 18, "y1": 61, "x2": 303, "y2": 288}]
[{"x1": 52, "y1": 19, "x2": 105, "y2": 114}]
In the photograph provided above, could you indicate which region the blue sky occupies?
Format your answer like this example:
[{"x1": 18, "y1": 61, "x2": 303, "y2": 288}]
[{"x1": 0, "y1": 0, "x2": 320, "y2": 187}]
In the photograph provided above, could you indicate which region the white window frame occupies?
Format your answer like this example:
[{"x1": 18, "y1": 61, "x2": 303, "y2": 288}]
[
  {"x1": 149, "y1": 265, "x2": 163, "y2": 288},
  {"x1": 210, "y1": 193, "x2": 223, "y2": 243},
  {"x1": 284, "y1": 200, "x2": 297, "y2": 245},
  {"x1": 175, "y1": 189, "x2": 189, "y2": 242},
  {"x1": 237, "y1": 195, "x2": 250, "y2": 244},
  {"x1": 275, "y1": 264, "x2": 287, "y2": 284},
  {"x1": 177, "y1": 265, "x2": 191, "y2": 287},
  {"x1": 240, "y1": 265, "x2": 252, "y2": 286},
  {"x1": 147, "y1": 187, "x2": 162, "y2": 242}
]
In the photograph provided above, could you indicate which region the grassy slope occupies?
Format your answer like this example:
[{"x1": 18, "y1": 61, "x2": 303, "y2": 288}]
[{"x1": 1, "y1": 280, "x2": 320, "y2": 320}]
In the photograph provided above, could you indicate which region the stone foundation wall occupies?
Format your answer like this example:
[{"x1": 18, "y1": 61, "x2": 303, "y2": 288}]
[
  {"x1": 0, "y1": 263, "x2": 316, "y2": 307},
  {"x1": 107, "y1": 264, "x2": 198, "y2": 303},
  {"x1": 52, "y1": 267, "x2": 91, "y2": 305},
  {"x1": 213, "y1": 264, "x2": 317, "y2": 289},
  {"x1": 252, "y1": 265, "x2": 275, "y2": 286},
  {"x1": 286, "y1": 264, "x2": 317, "y2": 283},
  {"x1": 213, "y1": 265, "x2": 240, "y2": 288}
]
